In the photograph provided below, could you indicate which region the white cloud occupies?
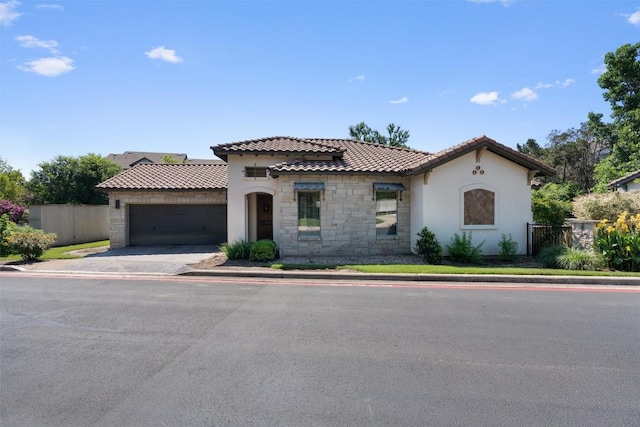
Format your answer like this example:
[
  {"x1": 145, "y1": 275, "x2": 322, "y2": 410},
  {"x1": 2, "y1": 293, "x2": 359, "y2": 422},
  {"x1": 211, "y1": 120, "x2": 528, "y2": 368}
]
[
  {"x1": 556, "y1": 78, "x2": 575, "y2": 88},
  {"x1": 626, "y1": 9, "x2": 640, "y2": 25},
  {"x1": 592, "y1": 64, "x2": 606, "y2": 75},
  {"x1": 0, "y1": 0, "x2": 21, "y2": 26},
  {"x1": 511, "y1": 87, "x2": 538, "y2": 101},
  {"x1": 35, "y1": 4, "x2": 63, "y2": 9},
  {"x1": 470, "y1": 91, "x2": 501, "y2": 106},
  {"x1": 467, "y1": 0, "x2": 515, "y2": 6},
  {"x1": 348, "y1": 75, "x2": 365, "y2": 83},
  {"x1": 17, "y1": 56, "x2": 75, "y2": 76},
  {"x1": 390, "y1": 97, "x2": 409, "y2": 104},
  {"x1": 145, "y1": 46, "x2": 183, "y2": 63},
  {"x1": 15, "y1": 35, "x2": 59, "y2": 53},
  {"x1": 534, "y1": 82, "x2": 553, "y2": 90}
]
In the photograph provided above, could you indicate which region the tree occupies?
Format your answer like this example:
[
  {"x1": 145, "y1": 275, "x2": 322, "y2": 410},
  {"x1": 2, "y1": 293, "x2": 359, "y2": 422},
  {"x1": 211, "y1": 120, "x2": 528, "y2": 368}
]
[
  {"x1": 516, "y1": 138, "x2": 546, "y2": 160},
  {"x1": 28, "y1": 154, "x2": 121, "y2": 205},
  {"x1": 590, "y1": 43, "x2": 640, "y2": 187},
  {"x1": 544, "y1": 123, "x2": 606, "y2": 193},
  {"x1": 348, "y1": 122, "x2": 410, "y2": 147},
  {"x1": 0, "y1": 156, "x2": 27, "y2": 204},
  {"x1": 161, "y1": 154, "x2": 178, "y2": 164}
]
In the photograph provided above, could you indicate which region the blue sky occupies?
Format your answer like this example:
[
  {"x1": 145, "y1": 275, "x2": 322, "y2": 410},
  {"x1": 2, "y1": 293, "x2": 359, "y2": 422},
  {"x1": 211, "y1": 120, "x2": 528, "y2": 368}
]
[{"x1": 1, "y1": 0, "x2": 638, "y2": 176}]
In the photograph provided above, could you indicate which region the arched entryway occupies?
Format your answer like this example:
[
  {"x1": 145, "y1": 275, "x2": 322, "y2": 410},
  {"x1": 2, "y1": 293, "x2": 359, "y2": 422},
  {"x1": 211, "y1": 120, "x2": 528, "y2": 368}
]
[{"x1": 246, "y1": 192, "x2": 273, "y2": 241}]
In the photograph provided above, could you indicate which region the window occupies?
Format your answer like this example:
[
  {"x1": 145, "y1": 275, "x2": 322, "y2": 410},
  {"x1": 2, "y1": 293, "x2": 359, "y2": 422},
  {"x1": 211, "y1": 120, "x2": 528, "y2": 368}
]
[
  {"x1": 245, "y1": 167, "x2": 267, "y2": 178},
  {"x1": 376, "y1": 191, "x2": 398, "y2": 236},
  {"x1": 463, "y1": 188, "x2": 495, "y2": 226},
  {"x1": 298, "y1": 191, "x2": 320, "y2": 238}
]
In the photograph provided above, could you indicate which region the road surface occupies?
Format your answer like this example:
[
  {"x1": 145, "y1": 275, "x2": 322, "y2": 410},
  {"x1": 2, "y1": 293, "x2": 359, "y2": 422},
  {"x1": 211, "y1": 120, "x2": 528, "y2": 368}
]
[{"x1": 1, "y1": 273, "x2": 639, "y2": 426}]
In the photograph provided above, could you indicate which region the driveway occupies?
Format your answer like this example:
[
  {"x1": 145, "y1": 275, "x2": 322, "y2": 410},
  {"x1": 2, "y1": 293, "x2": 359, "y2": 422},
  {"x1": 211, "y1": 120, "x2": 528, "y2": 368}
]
[{"x1": 22, "y1": 245, "x2": 220, "y2": 275}]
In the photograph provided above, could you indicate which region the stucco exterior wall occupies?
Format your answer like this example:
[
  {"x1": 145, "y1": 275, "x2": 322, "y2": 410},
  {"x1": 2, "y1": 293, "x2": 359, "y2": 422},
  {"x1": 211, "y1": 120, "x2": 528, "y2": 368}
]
[
  {"x1": 276, "y1": 174, "x2": 412, "y2": 257},
  {"x1": 106, "y1": 190, "x2": 227, "y2": 248},
  {"x1": 29, "y1": 205, "x2": 109, "y2": 246},
  {"x1": 417, "y1": 151, "x2": 533, "y2": 256},
  {"x1": 225, "y1": 155, "x2": 289, "y2": 244}
]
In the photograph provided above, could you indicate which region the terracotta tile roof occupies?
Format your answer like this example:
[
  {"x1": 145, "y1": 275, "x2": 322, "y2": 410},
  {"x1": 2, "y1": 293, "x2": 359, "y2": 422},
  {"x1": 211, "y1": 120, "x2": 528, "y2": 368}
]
[
  {"x1": 268, "y1": 138, "x2": 433, "y2": 176},
  {"x1": 607, "y1": 169, "x2": 640, "y2": 189},
  {"x1": 408, "y1": 135, "x2": 556, "y2": 177},
  {"x1": 212, "y1": 136, "x2": 344, "y2": 161},
  {"x1": 96, "y1": 163, "x2": 228, "y2": 190}
]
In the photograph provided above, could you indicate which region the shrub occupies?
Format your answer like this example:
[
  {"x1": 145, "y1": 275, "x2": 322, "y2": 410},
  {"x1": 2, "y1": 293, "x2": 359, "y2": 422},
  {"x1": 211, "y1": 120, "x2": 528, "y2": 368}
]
[
  {"x1": 447, "y1": 232, "x2": 485, "y2": 264},
  {"x1": 536, "y1": 245, "x2": 567, "y2": 269},
  {"x1": 414, "y1": 227, "x2": 442, "y2": 264},
  {"x1": 532, "y1": 184, "x2": 574, "y2": 225},
  {"x1": 556, "y1": 247, "x2": 604, "y2": 271},
  {"x1": 249, "y1": 239, "x2": 278, "y2": 262},
  {"x1": 0, "y1": 199, "x2": 27, "y2": 224},
  {"x1": 220, "y1": 239, "x2": 253, "y2": 259},
  {"x1": 594, "y1": 211, "x2": 640, "y2": 272},
  {"x1": 0, "y1": 214, "x2": 18, "y2": 257},
  {"x1": 498, "y1": 233, "x2": 519, "y2": 262},
  {"x1": 573, "y1": 191, "x2": 640, "y2": 221},
  {"x1": 6, "y1": 225, "x2": 56, "y2": 260}
]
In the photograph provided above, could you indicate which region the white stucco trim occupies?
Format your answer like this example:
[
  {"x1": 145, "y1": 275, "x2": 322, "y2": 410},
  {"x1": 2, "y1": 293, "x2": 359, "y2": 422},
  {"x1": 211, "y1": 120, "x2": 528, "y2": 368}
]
[
  {"x1": 242, "y1": 186, "x2": 276, "y2": 196},
  {"x1": 460, "y1": 183, "x2": 499, "y2": 230}
]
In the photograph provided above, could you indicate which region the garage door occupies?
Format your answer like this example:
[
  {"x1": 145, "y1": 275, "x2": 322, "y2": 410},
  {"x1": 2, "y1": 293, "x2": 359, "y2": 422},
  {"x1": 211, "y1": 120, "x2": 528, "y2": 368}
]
[{"x1": 129, "y1": 204, "x2": 227, "y2": 246}]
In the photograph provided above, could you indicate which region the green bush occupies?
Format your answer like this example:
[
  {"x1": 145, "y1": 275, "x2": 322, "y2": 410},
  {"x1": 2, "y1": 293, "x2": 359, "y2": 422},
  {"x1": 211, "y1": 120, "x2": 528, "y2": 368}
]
[
  {"x1": 414, "y1": 227, "x2": 442, "y2": 264},
  {"x1": 536, "y1": 245, "x2": 567, "y2": 269},
  {"x1": 498, "y1": 233, "x2": 519, "y2": 262},
  {"x1": 573, "y1": 191, "x2": 640, "y2": 220},
  {"x1": 249, "y1": 239, "x2": 278, "y2": 262},
  {"x1": 6, "y1": 225, "x2": 56, "y2": 260},
  {"x1": 0, "y1": 214, "x2": 18, "y2": 257},
  {"x1": 220, "y1": 239, "x2": 253, "y2": 259},
  {"x1": 594, "y1": 212, "x2": 640, "y2": 272},
  {"x1": 556, "y1": 247, "x2": 604, "y2": 271},
  {"x1": 447, "y1": 232, "x2": 485, "y2": 264}
]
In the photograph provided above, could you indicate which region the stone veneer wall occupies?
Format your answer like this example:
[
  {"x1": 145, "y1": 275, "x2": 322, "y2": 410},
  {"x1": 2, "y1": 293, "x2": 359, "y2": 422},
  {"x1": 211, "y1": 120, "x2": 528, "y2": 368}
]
[
  {"x1": 106, "y1": 190, "x2": 227, "y2": 248},
  {"x1": 276, "y1": 175, "x2": 412, "y2": 257},
  {"x1": 568, "y1": 219, "x2": 601, "y2": 250}
]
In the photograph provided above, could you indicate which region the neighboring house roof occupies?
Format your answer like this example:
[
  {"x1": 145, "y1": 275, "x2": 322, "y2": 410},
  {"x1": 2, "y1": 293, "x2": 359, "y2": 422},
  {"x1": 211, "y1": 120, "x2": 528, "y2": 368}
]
[
  {"x1": 106, "y1": 151, "x2": 188, "y2": 169},
  {"x1": 408, "y1": 135, "x2": 556, "y2": 177},
  {"x1": 96, "y1": 164, "x2": 228, "y2": 190},
  {"x1": 212, "y1": 135, "x2": 556, "y2": 178},
  {"x1": 607, "y1": 169, "x2": 640, "y2": 190}
]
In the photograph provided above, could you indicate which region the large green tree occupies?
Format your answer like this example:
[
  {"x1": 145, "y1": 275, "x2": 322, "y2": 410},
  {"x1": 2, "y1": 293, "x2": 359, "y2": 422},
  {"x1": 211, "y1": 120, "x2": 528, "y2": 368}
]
[
  {"x1": 0, "y1": 156, "x2": 27, "y2": 204},
  {"x1": 28, "y1": 154, "x2": 121, "y2": 205},
  {"x1": 591, "y1": 42, "x2": 640, "y2": 188},
  {"x1": 348, "y1": 122, "x2": 410, "y2": 147}
]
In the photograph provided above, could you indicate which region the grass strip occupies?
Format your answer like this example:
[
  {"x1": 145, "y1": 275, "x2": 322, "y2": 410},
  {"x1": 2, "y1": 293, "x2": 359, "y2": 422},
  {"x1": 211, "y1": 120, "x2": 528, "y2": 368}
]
[
  {"x1": 1, "y1": 240, "x2": 109, "y2": 261},
  {"x1": 272, "y1": 263, "x2": 640, "y2": 277}
]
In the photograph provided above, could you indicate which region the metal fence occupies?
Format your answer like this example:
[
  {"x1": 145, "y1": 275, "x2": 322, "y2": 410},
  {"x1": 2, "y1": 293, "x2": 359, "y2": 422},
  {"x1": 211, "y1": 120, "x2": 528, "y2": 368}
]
[{"x1": 527, "y1": 223, "x2": 573, "y2": 256}]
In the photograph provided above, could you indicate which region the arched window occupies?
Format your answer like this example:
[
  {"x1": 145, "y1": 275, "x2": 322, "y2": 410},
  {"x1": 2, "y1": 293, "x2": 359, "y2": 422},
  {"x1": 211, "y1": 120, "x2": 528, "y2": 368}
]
[{"x1": 463, "y1": 188, "x2": 495, "y2": 226}]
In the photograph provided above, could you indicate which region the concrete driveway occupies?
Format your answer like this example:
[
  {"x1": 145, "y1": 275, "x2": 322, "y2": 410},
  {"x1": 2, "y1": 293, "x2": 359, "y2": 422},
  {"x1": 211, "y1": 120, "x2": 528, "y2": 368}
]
[{"x1": 23, "y1": 245, "x2": 220, "y2": 275}]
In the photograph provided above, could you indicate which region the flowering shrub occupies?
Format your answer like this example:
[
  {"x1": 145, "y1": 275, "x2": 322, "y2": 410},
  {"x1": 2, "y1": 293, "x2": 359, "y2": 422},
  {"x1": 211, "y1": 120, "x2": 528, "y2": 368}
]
[
  {"x1": 573, "y1": 191, "x2": 640, "y2": 220},
  {"x1": 594, "y1": 211, "x2": 640, "y2": 272},
  {"x1": 0, "y1": 199, "x2": 27, "y2": 224},
  {"x1": 5, "y1": 225, "x2": 56, "y2": 260}
]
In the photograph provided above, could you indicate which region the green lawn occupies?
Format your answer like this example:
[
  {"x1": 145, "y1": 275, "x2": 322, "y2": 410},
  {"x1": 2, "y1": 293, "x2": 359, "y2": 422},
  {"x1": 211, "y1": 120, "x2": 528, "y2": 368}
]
[
  {"x1": 272, "y1": 262, "x2": 640, "y2": 277},
  {"x1": 1, "y1": 240, "x2": 109, "y2": 261}
]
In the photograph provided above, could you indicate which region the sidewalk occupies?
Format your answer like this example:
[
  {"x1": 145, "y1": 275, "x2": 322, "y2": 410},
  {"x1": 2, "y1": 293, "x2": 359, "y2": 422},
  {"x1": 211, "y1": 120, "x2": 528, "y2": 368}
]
[{"x1": 3, "y1": 251, "x2": 640, "y2": 286}]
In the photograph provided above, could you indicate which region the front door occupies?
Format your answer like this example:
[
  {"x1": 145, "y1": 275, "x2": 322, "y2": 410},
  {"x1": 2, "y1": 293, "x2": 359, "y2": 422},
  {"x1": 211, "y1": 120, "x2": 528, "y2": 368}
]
[{"x1": 256, "y1": 194, "x2": 273, "y2": 240}]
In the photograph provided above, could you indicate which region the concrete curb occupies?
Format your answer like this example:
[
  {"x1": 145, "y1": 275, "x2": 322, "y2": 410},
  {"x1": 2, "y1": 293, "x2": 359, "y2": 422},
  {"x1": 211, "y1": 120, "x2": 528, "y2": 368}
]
[{"x1": 180, "y1": 268, "x2": 640, "y2": 286}]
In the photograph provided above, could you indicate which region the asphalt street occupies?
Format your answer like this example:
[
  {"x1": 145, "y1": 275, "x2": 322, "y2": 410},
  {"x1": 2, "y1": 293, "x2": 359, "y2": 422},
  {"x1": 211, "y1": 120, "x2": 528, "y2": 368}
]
[{"x1": 1, "y1": 274, "x2": 639, "y2": 426}]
